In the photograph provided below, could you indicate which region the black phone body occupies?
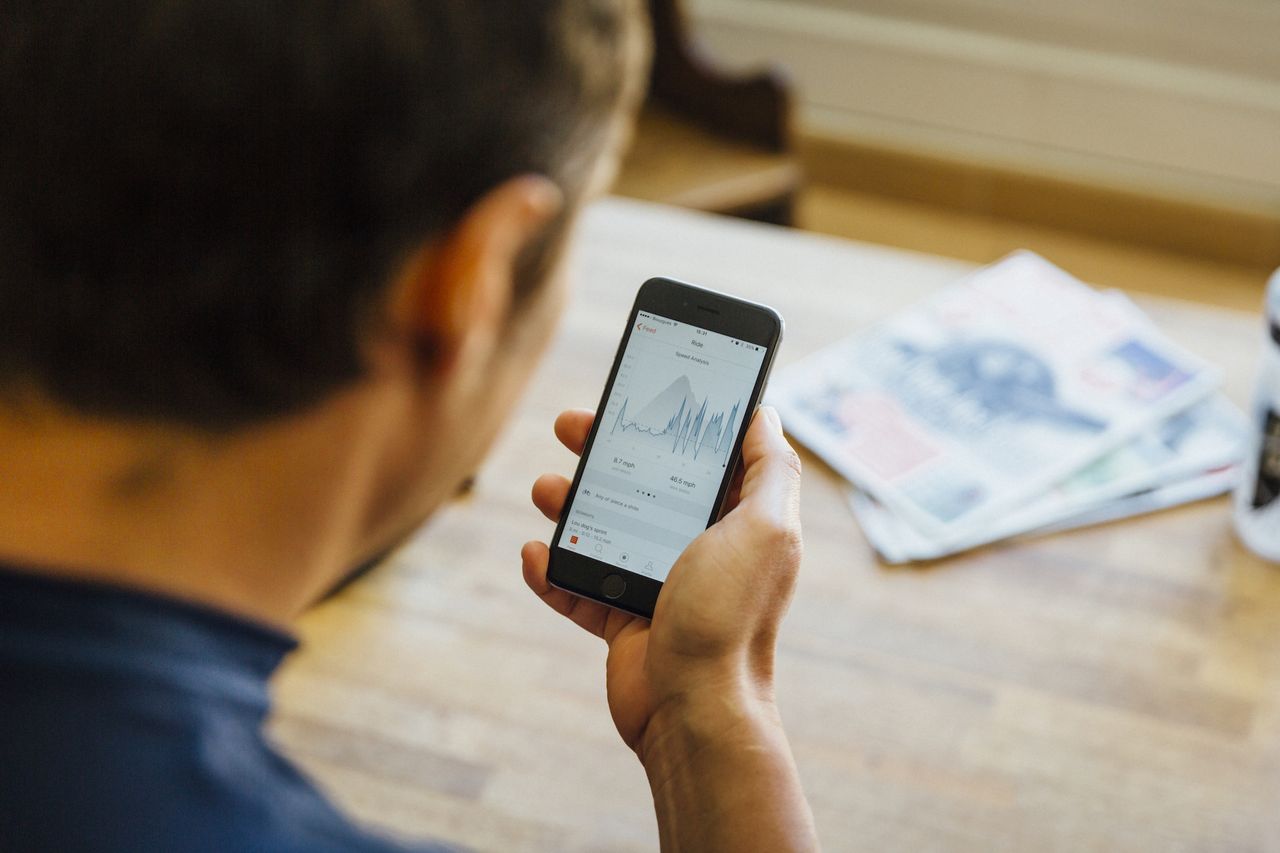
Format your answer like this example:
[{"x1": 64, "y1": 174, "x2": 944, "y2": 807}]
[{"x1": 546, "y1": 277, "x2": 784, "y2": 619}]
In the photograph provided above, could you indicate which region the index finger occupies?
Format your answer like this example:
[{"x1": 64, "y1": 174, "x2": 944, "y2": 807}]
[{"x1": 554, "y1": 408, "x2": 595, "y2": 457}]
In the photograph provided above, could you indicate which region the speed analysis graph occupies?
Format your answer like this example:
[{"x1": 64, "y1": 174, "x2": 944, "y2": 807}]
[
  {"x1": 557, "y1": 310, "x2": 767, "y2": 581},
  {"x1": 610, "y1": 375, "x2": 743, "y2": 464}
]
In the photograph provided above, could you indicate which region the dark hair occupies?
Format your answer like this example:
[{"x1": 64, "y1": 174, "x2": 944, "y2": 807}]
[{"x1": 0, "y1": 0, "x2": 640, "y2": 429}]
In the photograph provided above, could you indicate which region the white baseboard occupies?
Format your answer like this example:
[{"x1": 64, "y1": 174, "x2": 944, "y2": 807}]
[{"x1": 687, "y1": 0, "x2": 1280, "y2": 212}]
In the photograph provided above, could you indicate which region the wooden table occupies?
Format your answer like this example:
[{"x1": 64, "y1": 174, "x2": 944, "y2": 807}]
[{"x1": 271, "y1": 198, "x2": 1280, "y2": 852}]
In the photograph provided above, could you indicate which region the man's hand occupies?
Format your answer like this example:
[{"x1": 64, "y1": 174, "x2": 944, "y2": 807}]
[{"x1": 522, "y1": 406, "x2": 818, "y2": 852}]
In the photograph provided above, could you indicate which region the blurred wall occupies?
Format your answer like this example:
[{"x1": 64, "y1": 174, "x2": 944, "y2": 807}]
[{"x1": 687, "y1": 0, "x2": 1280, "y2": 212}]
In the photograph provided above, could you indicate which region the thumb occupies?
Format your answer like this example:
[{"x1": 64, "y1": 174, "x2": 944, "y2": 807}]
[{"x1": 727, "y1": 406, "x2": 802, "y2": 534}]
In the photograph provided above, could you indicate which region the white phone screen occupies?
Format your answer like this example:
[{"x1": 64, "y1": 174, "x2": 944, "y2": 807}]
[{"x1": 557, "y1": 310, "x2": 767, "y2": 581}]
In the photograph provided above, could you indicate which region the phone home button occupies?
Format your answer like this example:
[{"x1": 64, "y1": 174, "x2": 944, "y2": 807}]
[{"x1": 601, "y1": 574, "x2": 627, "y2": 600}]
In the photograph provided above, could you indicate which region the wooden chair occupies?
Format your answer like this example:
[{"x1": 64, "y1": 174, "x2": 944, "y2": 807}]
[{"x1": 612, "y1": 0, "x2": 801, "y2": 226}]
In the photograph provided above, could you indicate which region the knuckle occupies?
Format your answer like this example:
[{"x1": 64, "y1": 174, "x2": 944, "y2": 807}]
[
  {"x1": 778, "y1": 522, "x2": 803, "y2": 557},
  {"x1": 778, "y1": 445, "x2": 802, "y2": 480},
  {"x1": 749, "y1": 507, "x2": 802, "y2": 553},
  {"x1": 776, "y1": 521, "x2": 804, "y2": 562}
]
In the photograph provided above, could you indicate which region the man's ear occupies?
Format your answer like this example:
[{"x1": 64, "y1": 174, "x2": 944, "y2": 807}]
[{"x1": 390, "y1": 175, "x2": 564, "y2": 372}]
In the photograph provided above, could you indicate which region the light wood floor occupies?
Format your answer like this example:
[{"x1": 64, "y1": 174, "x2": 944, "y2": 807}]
[{"x1": 799, "y1": 183, "x2": 1273, "y2": 313}]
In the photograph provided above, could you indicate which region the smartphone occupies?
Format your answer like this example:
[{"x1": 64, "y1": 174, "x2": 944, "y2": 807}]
[{"x1": 547, "y1": 277, "x2": 784, "y2": 618}]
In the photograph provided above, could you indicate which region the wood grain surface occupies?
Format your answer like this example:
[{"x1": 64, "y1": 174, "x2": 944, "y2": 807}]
[{"x1": 271, "y1": 197, "x2": 1280, "y2": 853}]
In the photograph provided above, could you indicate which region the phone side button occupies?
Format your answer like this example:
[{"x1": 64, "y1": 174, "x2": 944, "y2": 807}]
[{"x1": 601, "y1": 574, "x2": 627, "y2": 600}]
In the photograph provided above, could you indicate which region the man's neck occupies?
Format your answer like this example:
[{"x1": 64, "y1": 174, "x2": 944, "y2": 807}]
[{"x1": 0, "y1": 395, "x2": 383, "y2": 628}]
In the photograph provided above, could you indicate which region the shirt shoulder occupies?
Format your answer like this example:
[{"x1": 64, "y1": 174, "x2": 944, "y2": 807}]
[
  {"x1": 0, "y1": 568, "x2": 462, "y2": 853},
  {"x1": 3, "y1": 686, "x2": 458, "y2": 853}
]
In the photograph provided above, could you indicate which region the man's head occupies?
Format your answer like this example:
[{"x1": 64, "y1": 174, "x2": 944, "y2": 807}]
[
  {"x1": 0, "y1": 1, "x2": 648, "y2": 613},
  {"x1": 0, "y1": 0, "x2": 645, "y2": 426}
]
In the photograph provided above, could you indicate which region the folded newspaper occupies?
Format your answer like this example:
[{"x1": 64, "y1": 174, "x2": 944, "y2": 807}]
[
  {"x1": 769, "y1": 251, "x2": 1247, "y2": 561},
  {"x1": 848, "y1": 396, "x2": 1244, "y2": 563}
]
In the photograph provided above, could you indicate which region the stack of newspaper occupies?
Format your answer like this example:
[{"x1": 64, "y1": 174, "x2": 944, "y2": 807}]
[{"x1": 769, "y1": 251, "x2": 1248, "y2": 563}]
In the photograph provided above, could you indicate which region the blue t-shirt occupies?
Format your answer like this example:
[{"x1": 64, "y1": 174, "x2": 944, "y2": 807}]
[{"x1": 0, "y1": 567, "x2": 457, "y2": 852}]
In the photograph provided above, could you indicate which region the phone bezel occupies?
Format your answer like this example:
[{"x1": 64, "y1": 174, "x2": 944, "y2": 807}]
[{"x1": 546, "y1": 277, "x2": 784, "y2": 619}]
